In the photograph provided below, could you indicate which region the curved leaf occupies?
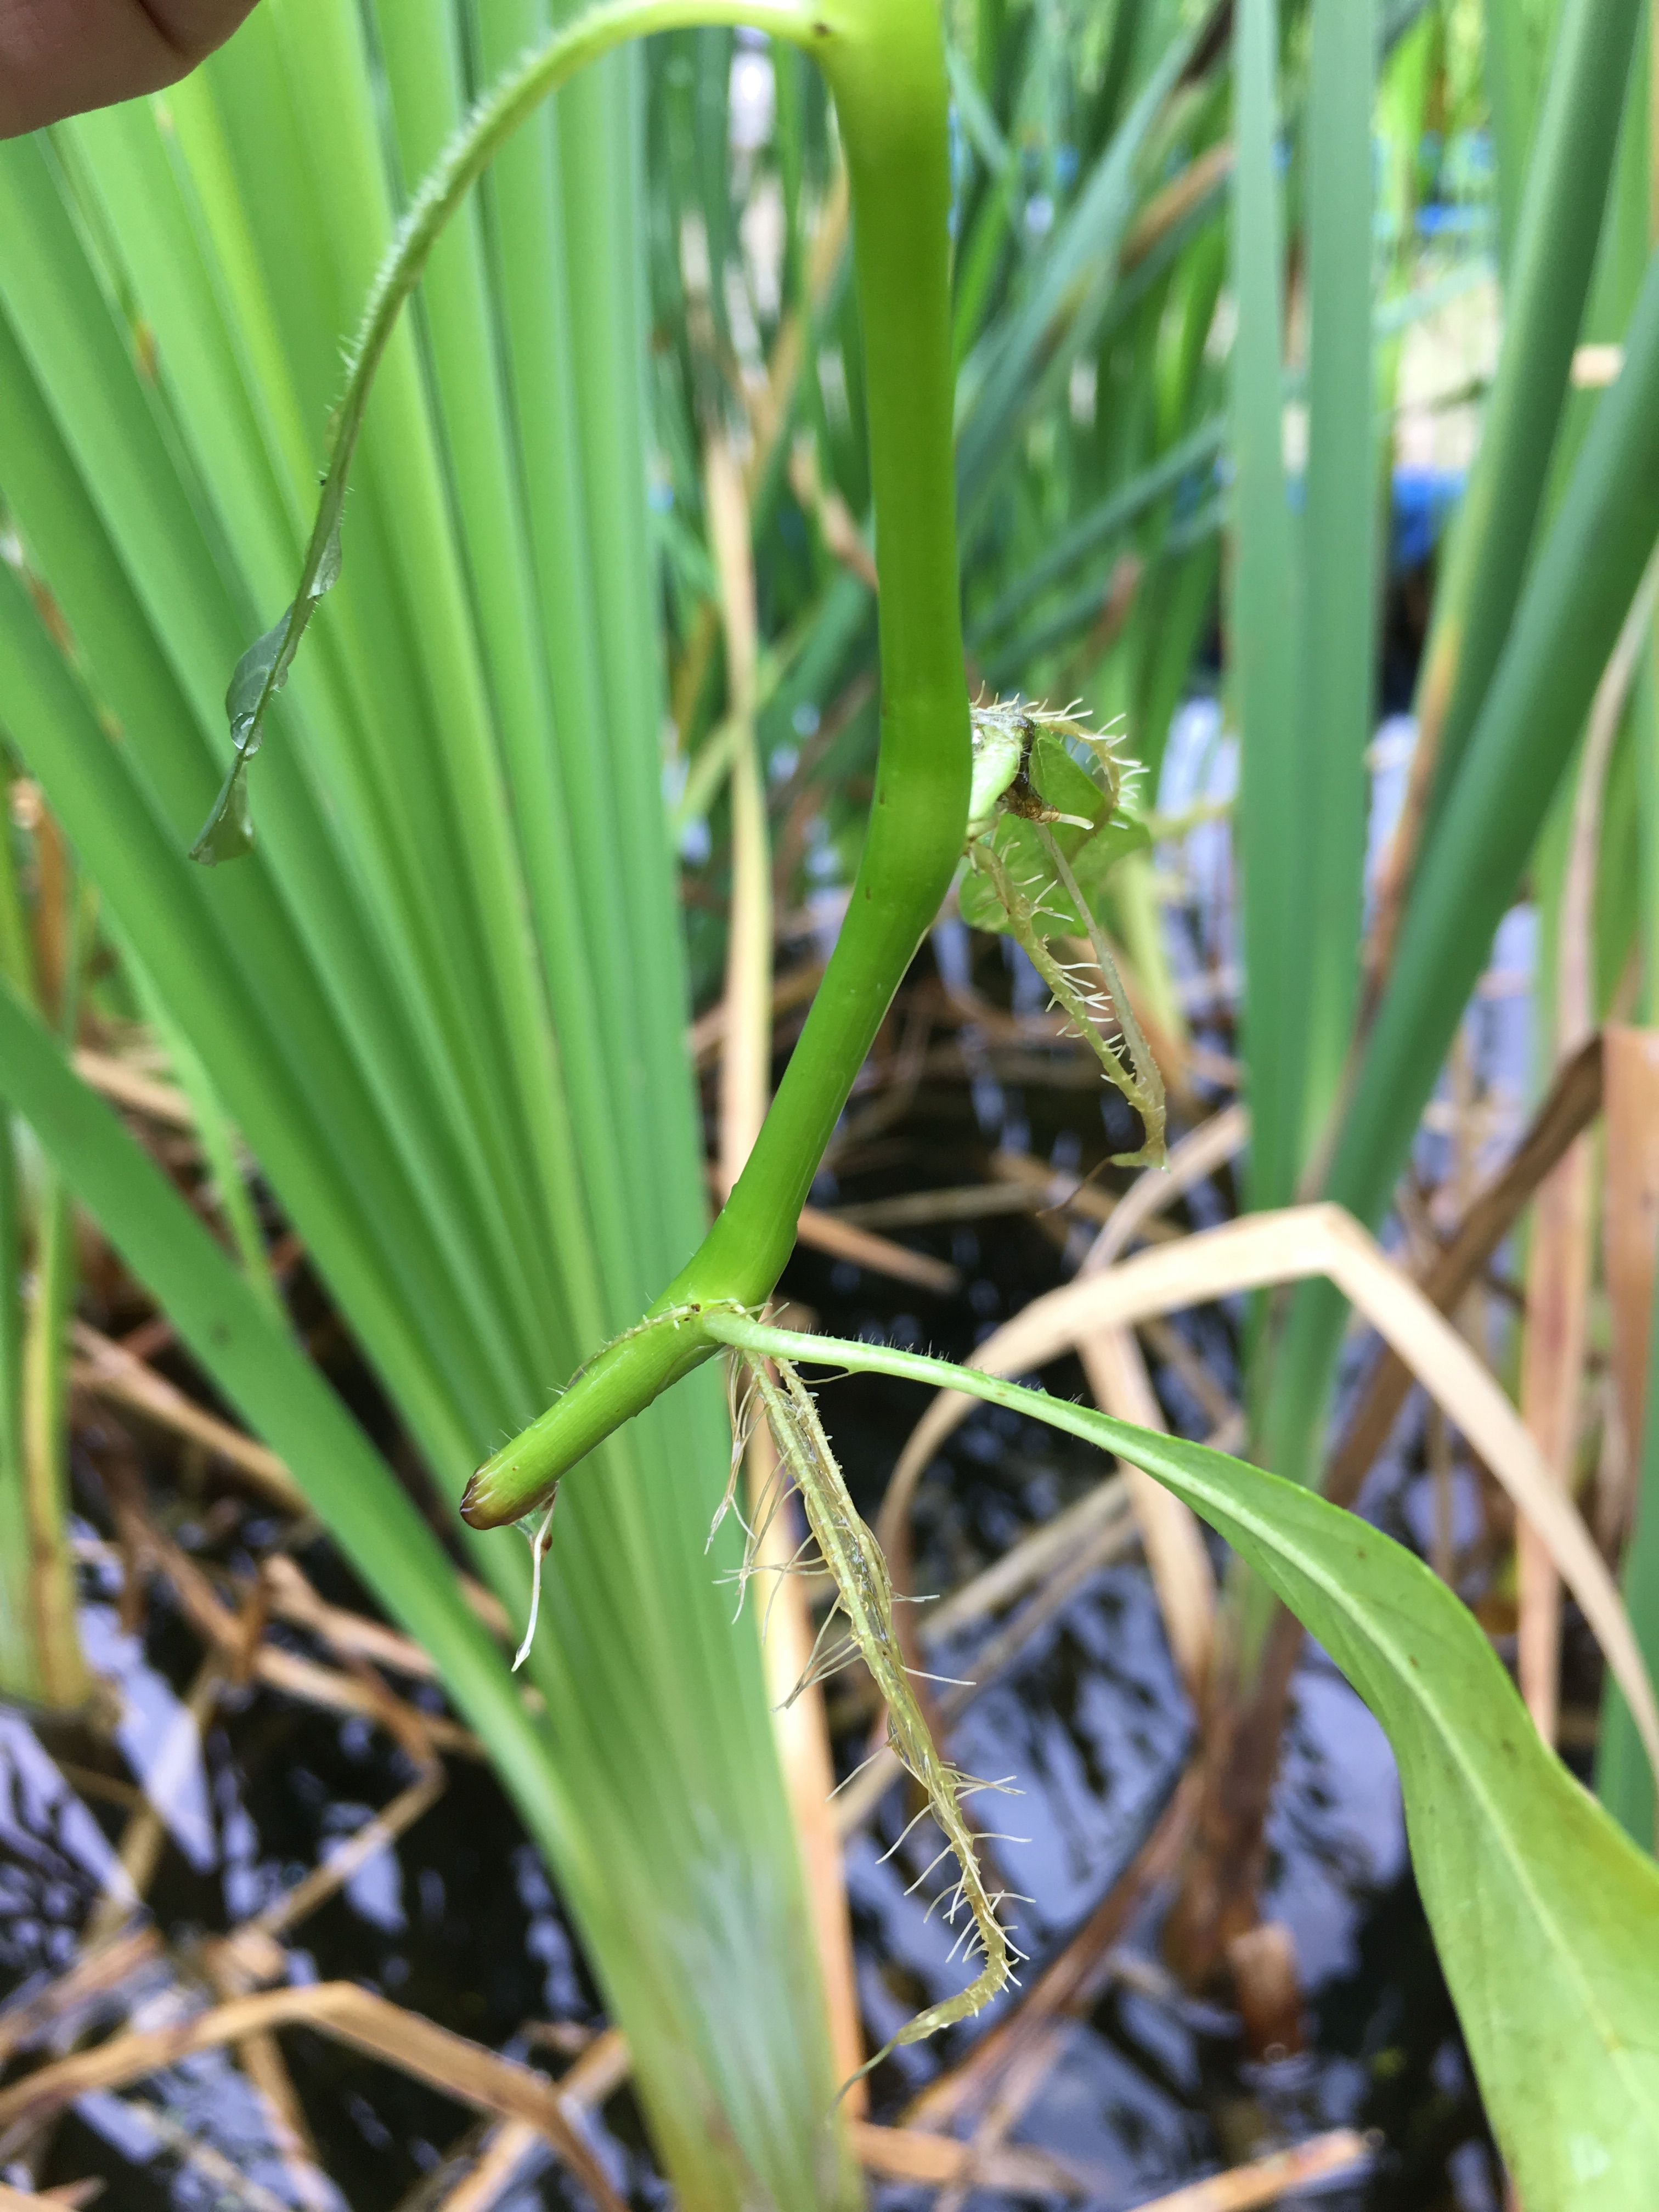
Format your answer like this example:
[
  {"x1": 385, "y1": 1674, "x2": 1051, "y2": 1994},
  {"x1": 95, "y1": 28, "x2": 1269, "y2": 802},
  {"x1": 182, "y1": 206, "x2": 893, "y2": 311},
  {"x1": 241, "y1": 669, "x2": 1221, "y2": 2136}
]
[{"x1": 709, "y1": 1313, "x2": 1659, "y2": 2211}]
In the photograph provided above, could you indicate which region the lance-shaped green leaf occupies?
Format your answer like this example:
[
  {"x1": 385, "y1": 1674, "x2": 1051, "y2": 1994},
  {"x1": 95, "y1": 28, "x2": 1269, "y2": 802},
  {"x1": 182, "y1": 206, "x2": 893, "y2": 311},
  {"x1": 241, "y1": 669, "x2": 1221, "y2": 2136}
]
[{"x1": 708, "y1": 1311, "x2": 1659, "y2": 2212}]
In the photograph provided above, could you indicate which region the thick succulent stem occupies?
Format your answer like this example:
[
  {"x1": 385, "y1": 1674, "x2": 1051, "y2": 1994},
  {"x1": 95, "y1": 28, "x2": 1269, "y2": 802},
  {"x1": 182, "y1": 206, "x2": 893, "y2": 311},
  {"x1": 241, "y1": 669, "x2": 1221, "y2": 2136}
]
[{"x1": 464, "y1": 0, "x2": 968, "y2": 1527}]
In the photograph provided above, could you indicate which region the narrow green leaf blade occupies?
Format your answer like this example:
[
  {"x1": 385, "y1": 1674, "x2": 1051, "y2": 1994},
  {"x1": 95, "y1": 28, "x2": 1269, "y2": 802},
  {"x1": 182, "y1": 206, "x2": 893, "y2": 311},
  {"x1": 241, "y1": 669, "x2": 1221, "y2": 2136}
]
[
  {"x1": 1229, "y1": 0, "x2": 1304, "y2": 1212},
  {"x1": 1296, "y1": 0, "x2": 1376, "y2": 1148},
  {"x1": 1340, "y1": 244, "x2": 1659, "y2": 1235},
  {"x1": 1416, "y1": 0, "x2": 1644, "y2": 833},
  {"x1": 953, "y1": 16, "x2": 1204, "y2": 515},
  {"x1": 0, "y1": 976, "x2": 566, "y2": 1838},
  {"x1": 1266, "y1": 234, "x2": 1659, "y2": 1493}
]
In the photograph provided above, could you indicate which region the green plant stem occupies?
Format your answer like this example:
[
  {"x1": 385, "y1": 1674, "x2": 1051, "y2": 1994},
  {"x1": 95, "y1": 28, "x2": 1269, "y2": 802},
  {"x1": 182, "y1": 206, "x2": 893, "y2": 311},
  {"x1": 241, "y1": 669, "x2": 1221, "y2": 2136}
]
[
  {"x1": 696, "y1": 3, "x2": 965, "y2": 1280},
  {"x1": 162, "y1": 0, "x2": 963, "y2": 1531},
  {"x1": 703, "y1": 1310, "x2": 1141, "y2": 1431},
  {"x1": 733, "y1": 1352, "x2": 1013, "y2": 2053},
  {"x1": 464, "y1": 0, "x2": 968, "y2": 1525}
]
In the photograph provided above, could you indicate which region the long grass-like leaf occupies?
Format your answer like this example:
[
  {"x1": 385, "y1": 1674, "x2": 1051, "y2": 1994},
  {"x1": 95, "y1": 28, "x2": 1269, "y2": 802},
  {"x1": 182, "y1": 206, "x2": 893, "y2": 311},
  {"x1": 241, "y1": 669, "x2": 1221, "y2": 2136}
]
[
  {"x1": 1412, "y1": 0, "x2": 1644, "y2": 845},
  {"x1": 953, "y1": 15, "x2": 1205, "y2": 516},
  {"x1": 1229, "y1": 0, "x2": 1303, "y2": 1215},
  {"x1": 1267, "y1": 235, "x2": 1659, "y2": 1489},
  {"x1": 0, "y1": 6, "x2": 862, "y2": 2198},
  {"x1": 1295, "y1": 0, "x2": 1376, "y2": 1151}
]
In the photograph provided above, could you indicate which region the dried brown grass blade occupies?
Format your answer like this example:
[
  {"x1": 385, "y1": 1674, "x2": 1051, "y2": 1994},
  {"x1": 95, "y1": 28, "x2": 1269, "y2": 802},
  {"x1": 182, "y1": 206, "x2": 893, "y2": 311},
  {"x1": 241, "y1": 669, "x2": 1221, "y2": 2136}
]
[
  {"x1": 0, "y1": 1928, "x2": 163, "y2": 2064},
  {"x1": 848, "y1": 2119, "x2": 1087, "y2": 2196},
  {"x1": 240, "y1": 1768, "x2": 443, "y2": 1946},
  {"x1": 1604, "y1": 1024, "x2": 1659, "y2": 1469},
  {"x1": 1121, "y1": 2129, "x2": 1370, "y2": 2210},
  {"x1": 1078, "y1": 1325, "x2": 1215, "y2": 1698},
  {"x1": 1516, "y1": 1127, "x2": 1596, "y2": 1741},
  {"x1": 70, "y1": 1047, "x2": 195, "y2": 1129},
  {"x1": 909, "y1": 1108, "x2": 1243, "y2": 1696},
  {"x1": 706, "y1": 430, "x2": 768, "y2": 1206},
  {"x1": 830, "y1": 1182, "x2": 1057, "y2": 1230},
  {"x1": 1513, "y1": 582, "x2": 1647, "y2": 1740},
  {"x1": 921, "y1": 1474, "x2": 1131, "y2": 1642},
  {"x1": 789, "y1": 435, "x2": 880, "y2": 591},
  {"x1": 990, "y1": 1148, "x2": 1121, "y2": 1226},
  {"x1": 250, "y1": 1645, "x2": 478, "y2": 1757},
  {"x1": 436, "y1": 2122, "x2": 544, "y2": 2212},
  {"x1": 431, "y1": 2030, "x2": 630, "y2": 2211},
  {"x1": 877, "y1": 1204, "x2": 1659, "y2": 1791},
  {"x1": 884, "y1": 1115, "x2": 1248, "y2": 1681},
  {"x1": 943, "y1": 1510, "x2": 1143, "y2": 1712},
  {"x1": 689, "y1": 958, "x2": 825, "y2": 1068},
  {"x1": 746, "y1": 162, "x2": 849, "y2": 497},
  {"x1": 0, "y1": 2183, "x2": 100, "y2": 2210},
  {"x1": 215, "y1": 2010, "x2": 334, "y2": 2212},
  {"x1": 259, "y1": 1554, "x2": 439, "y2": 1679},
  {"x1": 794, "y1": 1201, "x2": 961, "y2": 1293},
  {"x1": 554, "y1": 2026, "x2": 630, "y2": 2107},
  {"x1": 931, "y1": 2023, "x2": 1071, "y2": 2212},
  {"x1": 1088, "y1": 1104, "x2": 1248, "y2": 1271},
  {"x1": 1121, "y1": 143, "x2": 1235, "y2": 273},
  {"x1": 107, "y1": 1493, "x2": 472, "y2": 1759},
  {"x1": 0, "y1": 1985, "x2": 624, "y2": 2212},
  {"x1": 86, "y1": 1656, "x2": 220, "y2": 1945},
  {"x1": 129, "y1": 2099, "x2": 296, "y2": 2212},
  {"x1": 72, "y1": 1322, "x2": 302, "y2": 1512}
]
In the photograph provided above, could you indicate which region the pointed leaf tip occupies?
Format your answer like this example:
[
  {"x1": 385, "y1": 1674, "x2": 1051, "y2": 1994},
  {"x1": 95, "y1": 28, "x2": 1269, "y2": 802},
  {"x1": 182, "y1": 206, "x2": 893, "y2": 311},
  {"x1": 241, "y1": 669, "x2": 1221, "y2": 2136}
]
[
  {"x1": 188, "y1": 761, "x2": 255, "y2": 867},
  {"x1": 197, "y1": 510, "x2": 345, "y2": 863}
]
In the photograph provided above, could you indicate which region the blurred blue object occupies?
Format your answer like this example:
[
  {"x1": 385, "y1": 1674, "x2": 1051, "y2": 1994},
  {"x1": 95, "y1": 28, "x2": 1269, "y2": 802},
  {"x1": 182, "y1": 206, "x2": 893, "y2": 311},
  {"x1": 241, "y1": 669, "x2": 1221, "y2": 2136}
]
[{"x1": 1391, "y1": 465, "x2": 1464, "y2": 573}]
